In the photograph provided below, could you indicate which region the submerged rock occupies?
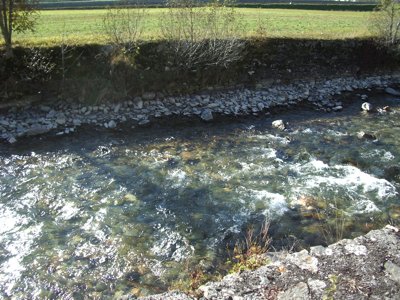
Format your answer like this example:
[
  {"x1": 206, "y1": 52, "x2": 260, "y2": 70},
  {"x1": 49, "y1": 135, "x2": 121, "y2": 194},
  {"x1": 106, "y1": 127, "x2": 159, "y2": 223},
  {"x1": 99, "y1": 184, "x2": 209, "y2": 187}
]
[{"x1": 385, "y1": 87, "x2": 400, "y2": 96}]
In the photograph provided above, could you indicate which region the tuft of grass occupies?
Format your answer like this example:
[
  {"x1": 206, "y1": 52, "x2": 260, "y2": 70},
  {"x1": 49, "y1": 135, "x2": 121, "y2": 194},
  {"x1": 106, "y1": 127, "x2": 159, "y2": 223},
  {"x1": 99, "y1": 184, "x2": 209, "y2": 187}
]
[{"x1": 226, "y1": 221, "x2": 272, "y2": 274}]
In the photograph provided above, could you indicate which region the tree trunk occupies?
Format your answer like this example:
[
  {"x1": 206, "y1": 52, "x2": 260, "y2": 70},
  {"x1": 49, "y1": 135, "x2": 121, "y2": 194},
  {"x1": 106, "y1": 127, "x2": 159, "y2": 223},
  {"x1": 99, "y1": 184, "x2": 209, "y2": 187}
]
[{"x1": 4, "y1": 35, "x2": 12, "y2": 58}]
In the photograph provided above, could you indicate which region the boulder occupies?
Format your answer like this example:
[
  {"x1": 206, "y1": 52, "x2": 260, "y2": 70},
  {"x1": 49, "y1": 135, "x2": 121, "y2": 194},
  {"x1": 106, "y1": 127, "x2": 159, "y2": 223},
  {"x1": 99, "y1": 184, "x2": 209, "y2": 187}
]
[
  {"x1": 272, "y1": 119, "x2": 286, "y2": 130},
  {"x1": 361, "y1": 102, "x2": 373, "y2": 112},
  {"x1": 357, "y1": 131, "x2": 376, "y2": 140}
]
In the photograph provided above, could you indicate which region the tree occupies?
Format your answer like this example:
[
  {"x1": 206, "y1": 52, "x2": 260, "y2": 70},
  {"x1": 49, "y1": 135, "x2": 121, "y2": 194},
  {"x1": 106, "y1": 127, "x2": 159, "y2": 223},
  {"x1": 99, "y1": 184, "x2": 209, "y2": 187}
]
[
  {"x1": 371, "y1": 0, "x2": 400, "y2": 47},
  {"x1": 0, "y1": 0, "x2": 37, "y2": 58}
]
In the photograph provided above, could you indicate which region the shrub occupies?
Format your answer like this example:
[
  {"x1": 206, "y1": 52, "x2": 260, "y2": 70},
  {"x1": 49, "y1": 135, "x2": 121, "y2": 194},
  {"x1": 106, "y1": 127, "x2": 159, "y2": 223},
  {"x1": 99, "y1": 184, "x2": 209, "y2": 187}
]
[{"x1": 160, "y1": 0, "x2": 245, "y2": 70}]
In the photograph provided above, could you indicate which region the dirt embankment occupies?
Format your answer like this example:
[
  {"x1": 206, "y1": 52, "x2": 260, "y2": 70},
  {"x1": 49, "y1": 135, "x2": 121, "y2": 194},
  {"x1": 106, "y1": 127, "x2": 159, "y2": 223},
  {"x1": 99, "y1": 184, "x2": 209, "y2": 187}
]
[{"x1": 0, "y1": 38, "x2": 398, "y2": 107}]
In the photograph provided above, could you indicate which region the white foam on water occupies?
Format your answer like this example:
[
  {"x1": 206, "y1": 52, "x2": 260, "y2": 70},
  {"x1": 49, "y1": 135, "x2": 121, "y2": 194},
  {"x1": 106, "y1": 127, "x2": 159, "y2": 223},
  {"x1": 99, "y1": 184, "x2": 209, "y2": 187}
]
[
  {"x1": 81, "y1": 208, "x2": 108, "y2": 242},
  {"x1": 0, "y1": 206, "x2": 27, "y2": 235},
  {"x1": 244, "y1": 188, "x2": 288, "y2": 216},
  {"x1": 289, "y1": 159, "x2": 397, "y2": 213},
  {"x1": 150, "y1": 226, "x2": 194, "y2": 262},
  {"x1": 0, "y1": 224, "x2": 42, "y2": 296},
  {"x1": 167, "y1": 169, "x2": 188, "y2": 188},
  {"x1": 326, "y1": 129, "x2": 348, "y2": 137},
  {"x1": 362, "y1": 149, "x2": 395, "y2": 162},
  {"x1": 56, "y1": 202, "x2": 80, "y2": 221},
  {"x1": 301, "y1": 128, "x2": 313, "y2": 134},
  {"x1": 248, "y1": 134, "x2": 291, "y2": 145}
]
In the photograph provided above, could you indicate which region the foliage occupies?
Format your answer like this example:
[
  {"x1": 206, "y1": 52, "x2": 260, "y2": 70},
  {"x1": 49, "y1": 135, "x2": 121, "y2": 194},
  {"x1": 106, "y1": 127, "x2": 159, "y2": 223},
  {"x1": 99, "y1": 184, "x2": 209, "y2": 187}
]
[
  {"x1": 323, "y1": 274, "x2": 339, "y2": 300},
  {"x1": 102, "y1": 1, "x2": 146, "y2": 53},
  {"x1": 370, "y1": 0, "x2": 400, "y2": 47},
  {"x1": 160, "y1": 0, "x2": 245, "y2": 69},
  {"x1": 22, "y1": 47, "x2": 55, "y2": 81},
  {"x1": 316, "y1": 201, "x2": 348, "y2": 245},
  {"x1": 226, "y1": 221, "x2": 271, "y2": 273},
  {"x1": 0, "y1": 0, "x2": 37, "y2": 56}
]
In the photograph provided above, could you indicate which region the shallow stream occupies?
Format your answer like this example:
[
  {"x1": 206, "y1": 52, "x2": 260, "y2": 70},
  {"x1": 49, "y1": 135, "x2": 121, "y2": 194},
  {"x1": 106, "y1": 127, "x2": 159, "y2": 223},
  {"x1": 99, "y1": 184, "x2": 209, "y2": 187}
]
[{"x1": 1, "y1": 91, "x2": 400, "y2": 298}]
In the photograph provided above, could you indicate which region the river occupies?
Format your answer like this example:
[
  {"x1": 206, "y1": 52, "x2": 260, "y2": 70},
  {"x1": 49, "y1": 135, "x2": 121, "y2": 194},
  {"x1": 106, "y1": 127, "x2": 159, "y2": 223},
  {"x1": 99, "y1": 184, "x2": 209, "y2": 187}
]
[{"x1": 0, "y1": 91, "x2": 399, "y2": 298}]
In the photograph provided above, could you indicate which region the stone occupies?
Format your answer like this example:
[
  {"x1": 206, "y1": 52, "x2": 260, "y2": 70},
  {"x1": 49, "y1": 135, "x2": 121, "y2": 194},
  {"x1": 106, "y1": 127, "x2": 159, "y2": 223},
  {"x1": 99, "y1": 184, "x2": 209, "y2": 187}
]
[
  {"x1": 361, "y1": 102, "x2": 373, "y2": 112},
  {"x1": 257, "y1": 102, "x2": 265, "y2": 111},
  {"x1": 40, "y1": 105, "x2": 51, "y2": 112},
  {"x1": 200, "y1": 109, "x2": 213, "y2": 121},
  {"x1": 142, "y1": 92, "x2": 156, "y2": 101},
  {"x1": 108, "y1": 120, "x2": 117, "y2": 129},
  {"x1": 287, "y1": 249, "x2": 319, "y2": 273},
  {"x1": 135, "y1": 98, "x2": 144, "y2": 109},
  {"x1": 277, "y1": 282, "x2": 310, "y2": 300},
  {"x1": 272, "y1": 119, "x2": 286, "y2": 130},
  {"x1": 332, "y1": 106, "x2": 343, "y2": 111},
  {"x1": 7, "y1": 136, "x2": 17, "y2": 144},
  {"x1": 56, "y1": 116, "x2": 66, "y2": 125},
  {"x1": 307, "y1": 279, "x2": 327, "y2": 297},
  {"x1": 385, "y1": 87, "x2": 400, "y2": 96},
  {"x1": 73, "y1": 119, "x2": 81, "y2": 126},
  {"x1": 0, "y1": 120, "x2": 9, "y2": 126},
  {"x1": 114, "y1": 104, "x2": 121, "y2": 113},
  {"x1": 25, "y1": 125, "x2": 50, "y2": 136},
  {"x1": 385, "y1": 261, "x2": 400, "y2": 283},
  {"x1": 344, "y1": 243, "x2": 367, "y2": 256},
  {"x1": 138, "y1": 119, "x2": 150, "y2": 126},
  {"x1": 357, "y1": 131, "x2": 376, "y2": 140}
]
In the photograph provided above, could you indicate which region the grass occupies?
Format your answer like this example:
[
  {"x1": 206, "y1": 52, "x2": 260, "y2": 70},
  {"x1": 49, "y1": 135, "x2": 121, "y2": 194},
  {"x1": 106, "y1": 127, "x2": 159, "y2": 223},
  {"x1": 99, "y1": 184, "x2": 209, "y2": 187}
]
[{"x1": 11, "y1": 7, "x2": 374, "y2": 47}]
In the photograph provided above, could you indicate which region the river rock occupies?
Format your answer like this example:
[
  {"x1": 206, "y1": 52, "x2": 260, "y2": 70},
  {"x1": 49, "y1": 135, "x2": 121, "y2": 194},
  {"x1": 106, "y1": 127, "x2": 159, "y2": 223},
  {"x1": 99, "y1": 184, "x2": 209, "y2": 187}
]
[
  {"x1": 135, "y1": 97, "x2": 144, "y2": 109},
  {"x1": 357, "y1": 131, "x2": 376, "y2": 140},
  {"x1": 142, "y1": 92, "x2": 156, "y2": 101},
  {"x1": 56, "y1": 116, "x2": 66, "y2": 125},
  {"x1": 361, "y1": 102, "x2": 373, "y2": 112},
  {"x1": 25, "y1": 125, "x2": 51, "y2": 136},
  {"x1": 385, "y1": 87, "x2": 400, "y2": 96},
  {"x1": 7, "y1": 136, "x2": 17, "y2": 144},
  {"x1": 272, "y1": 119, "x2": 286, "y2": 130},
  {"x1": 108, "y1": 120, "x2": 117, "y2": 128},
  {"x1": 200, "y1": 109, "x2": 213, "y2": 121}
]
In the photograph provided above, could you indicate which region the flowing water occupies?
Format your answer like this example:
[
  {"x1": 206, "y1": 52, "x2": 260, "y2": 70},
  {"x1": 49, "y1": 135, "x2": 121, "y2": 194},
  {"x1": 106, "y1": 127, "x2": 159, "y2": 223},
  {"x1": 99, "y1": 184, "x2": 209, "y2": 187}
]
[{"x1": 1, "y1": 92, "x2": 400, "y2": 298}]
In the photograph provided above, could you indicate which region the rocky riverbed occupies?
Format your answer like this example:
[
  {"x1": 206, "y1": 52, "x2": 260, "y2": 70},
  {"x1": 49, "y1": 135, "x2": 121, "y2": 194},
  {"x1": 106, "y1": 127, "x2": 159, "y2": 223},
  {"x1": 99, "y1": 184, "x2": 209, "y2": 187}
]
[
  {"x1": 142, "y1": 225, "x2": 400, "y2": 300},
  {"x1": 1, "y1": 74, "x2": 400, "y2": 144}
]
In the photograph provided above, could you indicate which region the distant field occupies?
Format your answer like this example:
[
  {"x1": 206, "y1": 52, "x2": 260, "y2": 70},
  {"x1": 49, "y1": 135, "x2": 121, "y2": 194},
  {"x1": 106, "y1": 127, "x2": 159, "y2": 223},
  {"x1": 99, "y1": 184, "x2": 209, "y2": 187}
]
[{"x1": 13, "y1": 8, "x2": 374, "y2": 46}]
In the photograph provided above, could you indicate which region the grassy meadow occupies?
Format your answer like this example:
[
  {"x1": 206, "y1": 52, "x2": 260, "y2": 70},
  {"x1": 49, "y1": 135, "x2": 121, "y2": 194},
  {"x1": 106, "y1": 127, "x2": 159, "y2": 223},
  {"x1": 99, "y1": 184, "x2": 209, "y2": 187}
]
[{"x1": 12, "y1": 8, "x2": 374, "y2": 47}]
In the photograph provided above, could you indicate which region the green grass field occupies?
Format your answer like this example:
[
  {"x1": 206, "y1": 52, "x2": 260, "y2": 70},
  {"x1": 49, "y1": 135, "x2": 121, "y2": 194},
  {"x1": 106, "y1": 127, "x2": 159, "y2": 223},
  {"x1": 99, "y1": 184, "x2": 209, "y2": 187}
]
[{"x1": 13, "y1": 8, "x2": 373, "y2": 47}]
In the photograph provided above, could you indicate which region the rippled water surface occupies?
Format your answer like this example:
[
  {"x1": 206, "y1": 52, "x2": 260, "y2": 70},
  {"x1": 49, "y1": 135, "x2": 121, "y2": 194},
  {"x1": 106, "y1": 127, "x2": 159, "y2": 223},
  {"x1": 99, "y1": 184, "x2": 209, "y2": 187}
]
[{"x1": 1, "y1": 93, "x2": 400, "y2": 298}]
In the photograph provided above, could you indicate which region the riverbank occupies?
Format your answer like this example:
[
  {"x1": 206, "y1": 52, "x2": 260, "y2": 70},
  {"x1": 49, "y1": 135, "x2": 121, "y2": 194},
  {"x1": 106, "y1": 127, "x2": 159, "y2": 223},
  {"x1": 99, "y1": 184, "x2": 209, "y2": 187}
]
[
  {"x1": 142, "y1": 225, "x2": 400, "y2": 299},
  {"x1": 1, "y1": 73, "x2": 400, "y2": 144}
]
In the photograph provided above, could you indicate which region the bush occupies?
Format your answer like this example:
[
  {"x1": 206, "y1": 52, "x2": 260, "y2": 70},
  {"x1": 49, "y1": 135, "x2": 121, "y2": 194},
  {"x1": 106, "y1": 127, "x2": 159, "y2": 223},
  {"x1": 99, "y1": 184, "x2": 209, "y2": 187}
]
[
  {"x1": 160, "y1": 0, "x2": 245, "y2": 70},
  {"x1": 370, "y1": 0, "x2": 400, "y2": 48}
]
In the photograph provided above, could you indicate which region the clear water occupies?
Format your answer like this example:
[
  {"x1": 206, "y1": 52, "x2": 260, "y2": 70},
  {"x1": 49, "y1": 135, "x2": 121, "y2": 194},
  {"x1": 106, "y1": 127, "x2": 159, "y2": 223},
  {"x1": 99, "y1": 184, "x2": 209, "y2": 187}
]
[{"x1": 1, "y1": 92, "x2": 400, "y2": 298}]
